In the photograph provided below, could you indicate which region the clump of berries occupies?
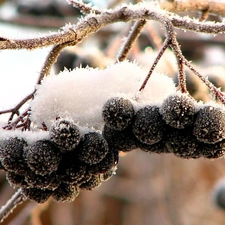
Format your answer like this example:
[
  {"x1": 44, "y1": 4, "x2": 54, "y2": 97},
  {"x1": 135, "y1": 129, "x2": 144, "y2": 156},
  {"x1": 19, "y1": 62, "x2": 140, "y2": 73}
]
[
  {"x1": 1, "y1": 93, "x2": 225, "y2": 205},
  {"x1": 0, "y1": 119, "x2": 118, "y2": 204},
  {"x1": 102, "y1": 94, "x2": 225, "y2": 159}
]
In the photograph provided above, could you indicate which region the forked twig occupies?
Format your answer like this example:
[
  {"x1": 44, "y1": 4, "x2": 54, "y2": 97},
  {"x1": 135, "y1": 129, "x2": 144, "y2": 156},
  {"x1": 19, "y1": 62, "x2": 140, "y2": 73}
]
[{"x1": 0, "y1": 189, "x2": 26, "y2": 223}]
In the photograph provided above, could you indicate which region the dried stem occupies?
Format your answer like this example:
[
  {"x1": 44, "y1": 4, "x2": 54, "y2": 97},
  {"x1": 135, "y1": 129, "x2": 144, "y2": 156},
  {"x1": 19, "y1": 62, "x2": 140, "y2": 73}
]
[
  {"x1": 117, "y1": 19, "x2": 147, "y2": 62},
  {"x1": 0, "y1": 189, "x2": 26, "y2": 223},
  {"x1": 67, "y1": 0, "x2": 102, "y2": 14},
  {"x1": 139, "y1": 38, "x2": 170, "y2": 91}
]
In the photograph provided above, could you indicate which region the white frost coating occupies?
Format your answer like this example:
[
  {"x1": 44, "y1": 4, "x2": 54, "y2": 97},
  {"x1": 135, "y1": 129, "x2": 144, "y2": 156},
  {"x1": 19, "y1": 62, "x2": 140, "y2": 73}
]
[
  {"x1": 30, "y1": 61, "x2": 176, "y2": 130},
  {"x1": 0, "y1": 129, "x2": 49, "y2": 144}
]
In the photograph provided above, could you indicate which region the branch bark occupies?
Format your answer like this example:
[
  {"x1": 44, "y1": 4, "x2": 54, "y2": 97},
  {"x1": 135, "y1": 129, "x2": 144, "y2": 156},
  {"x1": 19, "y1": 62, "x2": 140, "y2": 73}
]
[{"x1": 160, "y1": 0, "x2": 225, "y2": 17}]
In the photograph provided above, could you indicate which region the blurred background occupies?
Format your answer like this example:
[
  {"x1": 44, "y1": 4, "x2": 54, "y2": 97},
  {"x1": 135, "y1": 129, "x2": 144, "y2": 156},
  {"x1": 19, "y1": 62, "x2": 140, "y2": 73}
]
[{"x1": 1, "y1": 0, "x2": 225, "y2": 224}]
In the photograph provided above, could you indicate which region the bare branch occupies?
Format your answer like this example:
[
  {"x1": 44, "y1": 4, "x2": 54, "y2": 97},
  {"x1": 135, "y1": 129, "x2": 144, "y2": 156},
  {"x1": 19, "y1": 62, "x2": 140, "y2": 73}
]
[
  {"x1": 160, "y1": 0, "x2": 225, "y2": 17},
  {"x1": 0, "y1": 189, "x2": 26, "y2": 223},
  {"x1": 117, "y1": 19, "x2": 147, "y2": 62}
]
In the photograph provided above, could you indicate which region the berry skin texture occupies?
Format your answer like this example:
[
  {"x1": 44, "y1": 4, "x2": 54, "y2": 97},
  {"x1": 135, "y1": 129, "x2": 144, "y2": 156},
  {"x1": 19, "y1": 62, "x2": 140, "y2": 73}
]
[
  {"x1": 103, "y1": 125, "x2": 138, "y2": 152},
  {"x1": 197, "y1": 140, "x2": 225, "y2": 159},
  {"x1": 160, "y1": 93, "x2": 196, "y2": 129},
  {"x1": 77, "y1": 132, "x2": 109, "y2": 165},
  {"x1": 138, "y1": 140, "x2": 170, "y2": 154},
  {"x1": 102, "y1": 97, "x2": 134, "y2": 131},
  {"x1": 24, "y1": 140, "x2": 62, "y2": 175},
  {"x1": 193, "y1": 105, "x2": 225, "y2": 144},
  {"x1": 50, "y1": 119, "x2": 81, "y2": 152},
  {"x1": 21, "y1": 187, "x2": 52, "y2": 203},
  {"x1": 6, "y1": 172, "x2": 27, "y2": 187},
  {"x1": 52, "y1": 183, "x2": 80, "y2": 203},
  {"x1": 0, "y1": 137, "x2": 28, "y2": 174},
  {"x1": 165, "y1": 127, "x2": 201, "y2": 159},
  {"x1": 79, "y1": 175, "x2": 102, "y2": 190},
  {"x1": 132, "y1": 106, "x2": 166, "y2": 145}
]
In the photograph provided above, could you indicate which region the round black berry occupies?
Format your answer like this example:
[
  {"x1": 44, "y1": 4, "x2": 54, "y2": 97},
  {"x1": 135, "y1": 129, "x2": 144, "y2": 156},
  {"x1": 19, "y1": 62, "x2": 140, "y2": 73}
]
[
  {"x1": 24, "y1": 140, "x2": 62, "y2": 175},
  {"x1": 160, "y1": 93, "x2": 196, "y2": 129},
  {"x1": 103, "y1": 125, "x2": 138, "y2": 152},
  {"x1": 193, "y1": 105, "x2": 225, "y2": 144},
  {"x1": 77, "y1": 132, "x2": 109, "y2": 165},
  {"x1": 0, "y1": 137, "x2": 28, "y2": 174},
  {"x1": 132, "y1": 106, "x2": 166, "y2": 145},
  {"x1": 6, "y1": 171, "x2": 27, "y2": 187},
  {"x1": 197, "y1": 140, "x2": 225, "y2": 159},
  {"x1": 79, "y1": 175, "x2": 102, "y2": 190},
  {"x1": 52, "y1": 183, "x2": 80, "y2": 203},
  {"x1": 102, "y1": 97, "x2": 134, "y2": 131},
  {"x1": 100, "y1": 166, "x2": 117, "y2": 182},
  {"x1": 138, "y1": 140, "x2": 170, "y2": 154},
  {"x1": 57, "y1": 152, "x2": 87, "y2": 185},
  {"x1": 165, "y1": 127, "x2": 201, "y2": 159},
  {"x1": 22, "y1": 187, "x2": 52, "y2": 203},
  {"x1": 50, "y1": 119, "x2": 81, "y2": 152}
]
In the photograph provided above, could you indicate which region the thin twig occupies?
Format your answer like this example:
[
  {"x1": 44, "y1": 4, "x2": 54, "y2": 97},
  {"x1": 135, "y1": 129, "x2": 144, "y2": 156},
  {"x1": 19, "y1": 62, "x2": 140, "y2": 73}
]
[
  {"x1": 117, "y1": 19, "x2": 147, "y2": 62},
  {"x1": 0, "y1": 189, "x2": 26, "y2": 223},
  {"x1": 67, "y1": 0, "x2": 102, "y2": 14},
  {"x1": 139, "y1": 38, "x2": 170, "y2": 91}
]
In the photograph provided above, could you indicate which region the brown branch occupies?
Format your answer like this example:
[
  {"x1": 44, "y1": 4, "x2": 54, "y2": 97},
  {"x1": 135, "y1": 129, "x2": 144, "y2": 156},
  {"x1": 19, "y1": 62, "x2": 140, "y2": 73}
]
[
  {"x1": 117, "y1": 19, "x2": 147, "y2": 62},
  {"x1": 160, "y1": 0, "x2": 225, "y2": 17}
]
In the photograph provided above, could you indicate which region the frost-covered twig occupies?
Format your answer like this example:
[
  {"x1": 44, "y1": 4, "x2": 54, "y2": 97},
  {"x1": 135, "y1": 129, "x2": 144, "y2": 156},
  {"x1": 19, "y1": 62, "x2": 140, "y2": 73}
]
[
  {"x1": 1, "y1": 3, "x2": 225, "y2": 51},
  {"x1": 67, "y1": 0, "x2": 101, "y2": 14},
  {"x1": 117, "y1": 19, "x2": 147, "y2": 62},
  {"x1": 139, "y1": 38, "x2": 170, "y2": 91},
  {"x1": 160, "y1": 0, "x2": 225, "y2": 17},
  {"x1": 0, "y1": 189, "x2": 26, "y2": 223}
]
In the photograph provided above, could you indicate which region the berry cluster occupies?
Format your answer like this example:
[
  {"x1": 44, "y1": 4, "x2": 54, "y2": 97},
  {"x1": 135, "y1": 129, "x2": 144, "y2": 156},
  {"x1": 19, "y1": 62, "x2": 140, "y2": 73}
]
[
  {"x1": 0, "y1": 119, "x2": 118, "y2": 203},
  {"x1": 102, "y1": 94, "x2": 225, "y2": 159},
  {"x1": 1, "y1": 92, "x2": 225, "y2": 204}
]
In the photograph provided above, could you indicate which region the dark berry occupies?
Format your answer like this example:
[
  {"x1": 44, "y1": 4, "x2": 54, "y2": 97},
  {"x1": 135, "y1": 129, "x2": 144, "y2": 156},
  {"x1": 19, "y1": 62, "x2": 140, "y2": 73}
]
[
  {"x1": 165, "y1": 127, "x2": 201, "y2": 159},
  {"x1": 193, "y1": 105, "x2": 225, "y2": 144},
  {"x1": 197, "y1": 140, "x2": 225, "y2": 159},
  {"x1": 79, "y1": 175, "x2": 102, "y2": 190},
  {"x1": 6, "y1": 171, "x2": 27, "y2": 187},
  {"x1": 24, "y1": 140, "x2": 62, "y2": 175},
  {"x1": 57, "y1": 152, "x2": 87, "y2": 185},
  {"x1": 50, "y1": 119, "x2": 81, "y2": 152},
  {"x1": 0, "y1": 137, "x2": 28, "y2": 174},
  {"x1": 52, "y1": 183, "x2": 80, "y2": 203},
  {"x1": 100, "y1": 166, "x2": 117, "y2": 182},
  {"x1": 102, "y1": 97, "x2": 134, "y2": 130},
  {"x1": 25, "y1": 171, "x2": 60, "y2": 190},
  {"x1": 138, "y1": 140, "x2": 170, "y2": 154},
  {"x1": 88, "y1": 149, "x2": 118, "y2": 175},
  {"x1": 77, "y1": 132, "x2": 109, "y2": 165},
  {"x1": 160, "y1": 93, "x2": 196, "y2": 129},
  {"x1": 22, "y1": 187, "x2": 52, "y2": 203},
  {"x1": 132, "y1": 106, "x2": 166, "y2": 145},
  {"x1": 103, "y1": 125, "x2": 138, "y2": 152}
]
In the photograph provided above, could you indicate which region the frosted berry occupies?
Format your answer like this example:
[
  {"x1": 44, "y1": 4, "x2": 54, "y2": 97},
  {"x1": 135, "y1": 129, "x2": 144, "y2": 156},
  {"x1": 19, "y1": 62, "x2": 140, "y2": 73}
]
[
  {"x1": 79, "y1": 175, "x2": 102, "y2": 190},
  {"x1": 103, "y1": 125, "x2": 138, "y2": 152},
  {"x1": 24, "y1": 140, "x2": 62, "y2": 175},
  {"x1": 139, "y1": 140, "x2": 170, "y2": 154},
  {"x1": 193, "y1": 105, "x2": 225, "y2": 144},
  {"x1": 50, "y1": 119, "x2": 81, "y2": 152},
  {"x1": 57, "y1": 152, "x2": 87, "y2": 185},
  {"x1": 165, "y1": 127, "x2": 201, "y2": 159},
  {"x1": 88, "y1": 149, "x2": 118, "y2": 175},
  {"x1": 160, "y1": 93, "x2": 196, "y2": 129},
  {"x1": 77, "y1": 132, "x2": 109, "y2": 165},
  {"x1": 0, "y1": 137, "x2": 28, "y2": 174},
  {"x1": 22, "y1": 187, "x2": 52, "y2": 203},
  {"x1": 25, "y1": 171, "x2": 60, "y2": 190},
  {"x1": 100, "y1": 166, "x2": 117, "y2": 182},
  {"x1": 52, "y1": 183, "x2": 80, "y2": 203},
  {"x1": 132, "y1": 106, "x2": 166, "y2": 145},
  {"x1": 197, "y1": 140, "x2": 225, "y2": 159},
  {"x1": 102, "y1": 97, "x2": 134, "y2": 130},
  {"x1": 6, "y1": 171, "x2": 27, "y2": 187}
]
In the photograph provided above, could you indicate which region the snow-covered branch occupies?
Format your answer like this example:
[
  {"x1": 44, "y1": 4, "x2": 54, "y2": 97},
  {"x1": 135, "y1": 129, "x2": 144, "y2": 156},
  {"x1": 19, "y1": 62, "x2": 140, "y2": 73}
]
[{"x1": 1, "y1": 2, "x2": 225, "y2": 51}]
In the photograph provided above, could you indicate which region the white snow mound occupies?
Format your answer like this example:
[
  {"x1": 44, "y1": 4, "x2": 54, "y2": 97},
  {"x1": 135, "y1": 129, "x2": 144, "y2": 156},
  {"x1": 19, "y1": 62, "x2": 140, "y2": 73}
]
[{"x1": 30, "y1": 61, "x2": 176, "y2": 130}]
